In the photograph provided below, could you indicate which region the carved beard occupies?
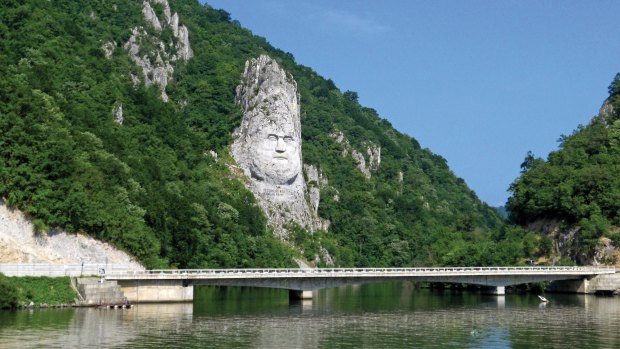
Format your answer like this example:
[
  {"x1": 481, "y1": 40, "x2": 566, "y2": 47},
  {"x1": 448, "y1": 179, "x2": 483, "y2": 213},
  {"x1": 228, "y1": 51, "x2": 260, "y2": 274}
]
[{"x1": 249, "y1": 154, "x2": 301, "y2": 185}]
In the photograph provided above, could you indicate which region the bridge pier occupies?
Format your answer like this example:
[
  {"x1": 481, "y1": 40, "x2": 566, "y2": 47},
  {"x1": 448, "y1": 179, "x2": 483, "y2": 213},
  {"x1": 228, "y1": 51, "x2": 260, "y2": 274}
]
[
  {"x1": 118, "y1": 279, "x2": 193, "y2": 303},
  {"x1": 289, "y1": 290, "x2": 313, "y2": 300},
  {"x1": 548, "y1": 277, "x2": 590, "y2": 293},
  {"x1": 482, "y1": 286, "x2": 505, "y2": 296}
]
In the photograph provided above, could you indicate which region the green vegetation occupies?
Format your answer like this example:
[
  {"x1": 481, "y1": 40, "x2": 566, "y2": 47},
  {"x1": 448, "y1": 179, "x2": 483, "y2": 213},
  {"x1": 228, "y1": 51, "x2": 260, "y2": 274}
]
[
  {"x1": 1, "y1": 0, "x2": 532, "y2": 268},
  {"x1": 507, "y1": 74, "x2": 620, "y2": 257},
  {"x1": 0, "y1": 274, "x2": 76, "y2": 308},
  {"x1": 0, "y1": 273, "x2": 20, "y2": 309}
]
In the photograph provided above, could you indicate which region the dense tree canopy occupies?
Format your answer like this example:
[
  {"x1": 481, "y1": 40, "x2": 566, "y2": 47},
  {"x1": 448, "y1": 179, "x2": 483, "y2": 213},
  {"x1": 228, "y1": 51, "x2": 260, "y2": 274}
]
[
  {"x1": 1, "y1": 0, "x2": 528, "y2": 268},
  {"x1": 507, "y1": 74, "x2": 620, "y2": 255}
]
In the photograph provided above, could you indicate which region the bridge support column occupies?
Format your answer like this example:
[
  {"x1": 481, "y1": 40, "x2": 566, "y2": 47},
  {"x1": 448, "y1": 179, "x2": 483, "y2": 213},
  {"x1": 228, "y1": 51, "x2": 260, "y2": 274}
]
[
  {"x1": 482, "y1": 286, "x2": 505, "y2": 296},
  {"x1": 289, "y1": 290, "x2": 313, "y2": 301},
  {"x1": 549, "y1": 278, "x2": 592, "y2": 294},
  {"x1": 118, "y1": 280, "x2": 194, "y2": 303}
]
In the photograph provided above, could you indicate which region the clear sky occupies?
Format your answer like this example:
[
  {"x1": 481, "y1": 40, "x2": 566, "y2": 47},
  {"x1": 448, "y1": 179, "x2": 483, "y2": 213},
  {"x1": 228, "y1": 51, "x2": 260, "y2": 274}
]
[{"x1": 203, "y1": 0, "x2": 620, "y2": 206}]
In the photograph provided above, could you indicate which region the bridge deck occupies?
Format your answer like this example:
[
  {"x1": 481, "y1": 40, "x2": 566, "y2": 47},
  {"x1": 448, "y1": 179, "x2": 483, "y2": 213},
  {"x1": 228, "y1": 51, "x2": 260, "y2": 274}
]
[
  {"x1": 106, "y1": 266, "x2": 615, "y2": 280},
  {"x1": 107, "y1": 266, "x2": 617, "y2": 297}
]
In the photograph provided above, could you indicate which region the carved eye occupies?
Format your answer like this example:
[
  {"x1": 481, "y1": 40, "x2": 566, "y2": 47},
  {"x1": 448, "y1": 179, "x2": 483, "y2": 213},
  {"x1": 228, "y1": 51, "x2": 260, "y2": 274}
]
[
  {"x1": 267, "y1": 134, "x2": 278, "y2": 141},
  {"x1": 283, "y1": 136, "x2": 294, "y2": 143}
]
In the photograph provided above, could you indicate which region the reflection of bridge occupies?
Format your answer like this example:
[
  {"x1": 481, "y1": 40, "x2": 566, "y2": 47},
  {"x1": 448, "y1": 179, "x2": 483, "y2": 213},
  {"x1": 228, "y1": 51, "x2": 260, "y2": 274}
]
[{"x1": 105, "y1": 266, "x2": 616, "y2": 301}]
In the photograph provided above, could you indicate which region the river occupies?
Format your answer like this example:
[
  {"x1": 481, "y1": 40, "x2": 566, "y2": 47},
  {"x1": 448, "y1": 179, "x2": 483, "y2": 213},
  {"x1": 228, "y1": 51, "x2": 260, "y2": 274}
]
[{"x1": 1, "y1": 282, "x2": 619, "y2": 348}]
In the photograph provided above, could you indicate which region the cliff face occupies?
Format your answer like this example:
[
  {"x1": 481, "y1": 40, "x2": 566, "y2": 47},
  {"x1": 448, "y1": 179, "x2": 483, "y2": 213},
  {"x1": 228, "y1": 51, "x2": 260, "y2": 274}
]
[
  {"x1": 122, "y1": 0, "x2": 193, "y2": 102},
  {"x1": 231, "y1": 55, "x2": 329, "y2": 238},
  {"x1": 330, "y1": 130, "x2": 381, "y2": 179},
  {"x1": 0, "y1": 200, "x2": 143, "y2": 268},
  {"x1": 526, "y1": 219, "x2": 619, "y2": 266}
]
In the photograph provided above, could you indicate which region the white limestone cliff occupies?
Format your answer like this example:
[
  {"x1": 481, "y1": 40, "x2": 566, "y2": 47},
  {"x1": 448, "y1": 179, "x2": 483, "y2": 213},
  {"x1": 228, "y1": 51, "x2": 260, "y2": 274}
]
[
  {"x1": 599, "y1": 99, "x2": 615, "y2": 124},
  {"x1": 101, "y1": 41, "x2": 115, "y2": 59},
  {"x1": 142, "y1": 1, "x2": 162, "y2": 32},
  {"x1": 0, "y1": 200, "x2": 143, "y2": 268},
  {"x1": 231, "y1": 55, "x2": 326, "y2": 238},
  {"x1": 330, "y1": 130, "x2": 381, "y2": 179},
  {"x1": 304, "y1": 164, "x2": 331, "y2": 231},
  {"x1": 304, "y1": 164, "x2": 324, "y2": 215},
  {"x1": 527, "y1": 219, "x2": 620, "y2": 266},
  {"x1": 123, "y1": 0, "x2": 193, "y2": 102},
  {"x1": 113, "y1": 104, "x2": 124, "y2": 125}
]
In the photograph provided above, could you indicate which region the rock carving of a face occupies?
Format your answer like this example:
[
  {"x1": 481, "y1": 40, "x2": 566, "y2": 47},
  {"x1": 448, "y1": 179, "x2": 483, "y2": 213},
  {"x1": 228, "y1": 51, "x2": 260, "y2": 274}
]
[
  {"x1": 233, "y1": 55, "x2": 303, "y2": 186},
  {"x1": 249, "y1": 119, "x2": 300, "y2": 185}
]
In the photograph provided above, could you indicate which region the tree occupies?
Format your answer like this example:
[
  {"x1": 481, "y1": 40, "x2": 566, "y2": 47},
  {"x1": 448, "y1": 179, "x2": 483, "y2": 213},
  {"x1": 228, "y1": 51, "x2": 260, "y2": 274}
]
[
  {"x1": 0, "y1": 274, "x2": 19, "y2": 309},
  {"x1": 343, "y1": 90, "x2": 359, "y2": 103}
]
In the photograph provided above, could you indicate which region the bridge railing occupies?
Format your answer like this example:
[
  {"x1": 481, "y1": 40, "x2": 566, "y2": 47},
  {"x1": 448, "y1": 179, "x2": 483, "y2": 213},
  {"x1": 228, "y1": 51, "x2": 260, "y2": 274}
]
[
  {"x1": 106, "y1": 266, "x2": 616, "y2": 277},
  {"x1": 2, "y1": 265, "x2": 614, "y2": 278},
  {"x1": 0, "y1": 263, "x2": 142, "y2": 277}
]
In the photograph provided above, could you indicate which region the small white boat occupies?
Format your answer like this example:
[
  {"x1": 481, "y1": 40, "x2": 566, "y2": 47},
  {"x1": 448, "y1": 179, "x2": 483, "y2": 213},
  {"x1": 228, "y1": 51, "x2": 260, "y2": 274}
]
[{"x1": 538, "y1": 295, "x2": 549, "y2": 303}]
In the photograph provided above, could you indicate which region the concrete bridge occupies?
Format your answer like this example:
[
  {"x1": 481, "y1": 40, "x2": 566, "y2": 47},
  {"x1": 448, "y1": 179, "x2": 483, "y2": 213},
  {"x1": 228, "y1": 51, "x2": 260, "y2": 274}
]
[{"x1": 105, "y1": 266, "x2": 616, "y2": 302}]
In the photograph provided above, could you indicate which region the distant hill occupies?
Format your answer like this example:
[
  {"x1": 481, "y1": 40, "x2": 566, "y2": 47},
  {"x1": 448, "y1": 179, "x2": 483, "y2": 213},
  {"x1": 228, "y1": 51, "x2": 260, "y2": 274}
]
[
  {"x1": 0, "y1": 0, "x2": 527, "y2": 268},
  {"x1": 494, "y1": 206, "x2": 508, "y2": 220},
  {"x1": 507, "y1": 74, "x2": 620, "y2": 265}
]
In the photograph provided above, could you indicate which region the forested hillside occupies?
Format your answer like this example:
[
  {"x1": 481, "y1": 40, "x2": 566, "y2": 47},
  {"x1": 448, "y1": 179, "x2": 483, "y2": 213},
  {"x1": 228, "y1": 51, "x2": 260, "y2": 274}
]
[
  {"x1": 507, "y1": 74, "x2": 620, "y2": 264},
  {"x1": 1, "y1": 0, "x2": 530, "y2": 268}
]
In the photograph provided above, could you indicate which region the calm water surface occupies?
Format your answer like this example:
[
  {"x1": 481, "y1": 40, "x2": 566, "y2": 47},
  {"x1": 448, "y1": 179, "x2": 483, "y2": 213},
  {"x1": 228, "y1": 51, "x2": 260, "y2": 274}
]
[{"x1": 1, "y1": 283, "x2": 619, "y2": 348}]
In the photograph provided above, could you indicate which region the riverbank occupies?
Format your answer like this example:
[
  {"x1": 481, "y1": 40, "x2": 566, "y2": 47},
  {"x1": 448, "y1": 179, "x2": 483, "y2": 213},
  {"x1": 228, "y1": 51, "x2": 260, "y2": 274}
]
[{"x1": 0, "y1": 274, "x2": 77, "y2": 309}]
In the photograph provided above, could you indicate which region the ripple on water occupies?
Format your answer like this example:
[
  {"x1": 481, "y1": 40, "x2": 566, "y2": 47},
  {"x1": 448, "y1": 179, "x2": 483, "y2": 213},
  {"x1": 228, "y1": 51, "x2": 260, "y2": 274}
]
[{"x1": 1, "y1": 286, "x2": 620, "y2": 349}]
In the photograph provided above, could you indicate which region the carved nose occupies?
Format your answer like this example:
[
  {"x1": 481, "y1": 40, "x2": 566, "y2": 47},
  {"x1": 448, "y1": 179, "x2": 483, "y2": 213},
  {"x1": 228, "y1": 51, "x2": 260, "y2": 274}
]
[{"x1": 275, "y1": 138, "x2": 286, "y2": 152}]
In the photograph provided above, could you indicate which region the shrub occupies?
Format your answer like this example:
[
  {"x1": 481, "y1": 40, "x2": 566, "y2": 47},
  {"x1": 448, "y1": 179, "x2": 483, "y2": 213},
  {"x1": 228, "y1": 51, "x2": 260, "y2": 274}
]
[{"x1": 0, "y1": 273, "x2": 19, "y2": 309}]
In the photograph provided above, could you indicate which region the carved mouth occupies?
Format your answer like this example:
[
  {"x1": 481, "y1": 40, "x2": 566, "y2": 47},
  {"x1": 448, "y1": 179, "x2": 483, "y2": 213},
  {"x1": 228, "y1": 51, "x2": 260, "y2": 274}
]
[{"x1": 273, "y1": 155, "x2": 288, "y2": 160}]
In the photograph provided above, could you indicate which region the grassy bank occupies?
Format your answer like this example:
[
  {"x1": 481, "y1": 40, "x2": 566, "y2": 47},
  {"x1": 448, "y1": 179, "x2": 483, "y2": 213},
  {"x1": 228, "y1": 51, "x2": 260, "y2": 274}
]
[{"x1": 0, "y1": 273, "x2": 77, "y2": 309}]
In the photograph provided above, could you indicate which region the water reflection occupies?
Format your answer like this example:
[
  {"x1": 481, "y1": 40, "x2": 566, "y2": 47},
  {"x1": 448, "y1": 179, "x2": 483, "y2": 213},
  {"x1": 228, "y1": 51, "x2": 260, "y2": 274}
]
[
  {"x1": 0, "y1": 283, "x2": 619, "y2": 348},
  {"x1": 0, "y1": 304, "x2": 192, "y2": 349}
]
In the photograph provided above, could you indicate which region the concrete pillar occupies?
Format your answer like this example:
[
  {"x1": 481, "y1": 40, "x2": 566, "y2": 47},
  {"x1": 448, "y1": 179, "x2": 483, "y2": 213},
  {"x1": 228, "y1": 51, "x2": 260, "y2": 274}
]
[
  {"x1": 118, "y1": 280, "x2": 194, "y2": 303},
  {"x1": 549, "y1": 278, "x2": 591, "y2": 294},
  {"x1": 289, "y1": 290, "x2": 313, "y2": 300},
  {"x1": 576, "y1": 278, "x2": 589, "y2": 294},
  {"x1": 482, "y1": 286, "x2": 505, "y2": 295}
]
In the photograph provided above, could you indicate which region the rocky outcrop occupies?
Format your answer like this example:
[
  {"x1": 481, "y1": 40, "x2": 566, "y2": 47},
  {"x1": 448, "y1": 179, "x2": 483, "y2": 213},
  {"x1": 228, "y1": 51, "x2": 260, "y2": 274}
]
[
  {"x1": 0, "y1": 200, "x2": 143, "y2": 268},
  {"x1": 366, "y1": 143, "x2": 381, "y2": 171},
  {"x1": 142, "y1": 1, "x2": 162, "y2": 31},
  {"x1": 151, "y1": 0, "x2": 193, "y2": 61},
  {"x1": 231, "y1": 55, "x2": 326, "y2": 238},
  {"x1": 304, "y1": 164, "x2": 326, "y2": 215},
  {"x1": 304, "y1": 164, "x2": 331, "y2": 231},
  {"x1": 527, "y1": 219, "x2": 619, "y2": 266},
  {"x1": 599, "y1": 99, "x2": 615, "y2": 125},
  {"x1": 101, "y1": 41, "x2": 115, "y2": 59},
  {"x1": 330, "y1": 130, "x2": 381, "y2": 179},
  {"x1": 113, "y1": 104, "x2": 124, "y2": 125},
  {"x1": 593, "y1": 236, "x2": 620, "y2": 265},
  {"x1": 123, "y1": 0, "x2": 193, "y2": 102}
]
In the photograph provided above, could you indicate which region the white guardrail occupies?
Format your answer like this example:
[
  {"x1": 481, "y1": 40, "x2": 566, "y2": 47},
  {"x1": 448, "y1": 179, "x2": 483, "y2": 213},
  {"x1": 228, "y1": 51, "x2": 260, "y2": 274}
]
[
  {"x1": 106, "y1": 266, "x2": 617, "y2": 278},
  {"x1": 1, "y1": 265, "x2": 615, "y2": 278},
  {"x1": 0, "y1": 264, "x2": 140, "y2": 277}
]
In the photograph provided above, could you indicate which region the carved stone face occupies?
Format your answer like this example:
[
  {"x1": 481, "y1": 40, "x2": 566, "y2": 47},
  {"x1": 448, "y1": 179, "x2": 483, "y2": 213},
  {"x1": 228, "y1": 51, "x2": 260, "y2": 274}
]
[
  {"x1": 248, "y1": 120, "x2": 301, "y2": 185},
  {"x1": 232, "y1": 55, "x2": 303, "y2": 187}
]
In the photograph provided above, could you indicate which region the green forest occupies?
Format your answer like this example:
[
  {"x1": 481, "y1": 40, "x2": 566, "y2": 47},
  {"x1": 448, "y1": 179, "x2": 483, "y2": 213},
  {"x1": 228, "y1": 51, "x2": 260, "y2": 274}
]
[
  {"x1": 0, "y1": 0, "x2": 574, "y2": 269},
  {"x1": 507, "y1": 74, "x2": 620, "y2": 259}
]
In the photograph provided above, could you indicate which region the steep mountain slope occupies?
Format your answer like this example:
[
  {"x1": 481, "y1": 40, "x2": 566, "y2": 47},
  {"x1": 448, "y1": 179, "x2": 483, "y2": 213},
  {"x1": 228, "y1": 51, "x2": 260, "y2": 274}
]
[
  {"x1": 507, "y1": 74, "x2": 620, "y2": 265},
  {"x1": 1, "y1": 0, "x2": 514, "y2": 268}
]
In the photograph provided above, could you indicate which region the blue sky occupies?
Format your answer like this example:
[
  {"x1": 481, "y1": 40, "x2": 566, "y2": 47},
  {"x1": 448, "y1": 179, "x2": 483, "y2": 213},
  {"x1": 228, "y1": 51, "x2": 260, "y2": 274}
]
[{"x1": 203, "y1": 0, "x2": 620, "y2": 206}]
